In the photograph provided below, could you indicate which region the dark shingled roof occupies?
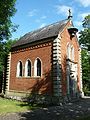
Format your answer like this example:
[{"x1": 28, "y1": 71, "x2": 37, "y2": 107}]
[{"x1": 12, "y1": 19, "x2": 69, "y2": 48}]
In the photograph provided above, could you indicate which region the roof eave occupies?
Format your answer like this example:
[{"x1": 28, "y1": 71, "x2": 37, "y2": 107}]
[{"x1": 11, "y1": 35, "x2": 57, "y2": 51}]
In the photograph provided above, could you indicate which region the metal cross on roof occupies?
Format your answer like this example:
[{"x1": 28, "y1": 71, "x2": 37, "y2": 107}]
[{"x1": 68, "y1": 9, "x2": 72, "y2": 19}]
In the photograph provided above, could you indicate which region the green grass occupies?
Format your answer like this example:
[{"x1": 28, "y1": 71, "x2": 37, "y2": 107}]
[
  {"x1": 0, "y1": 97, "x2": 34, "y2": 115},
  {"x1": 0, "y1": 97, "x2": 90, "y2": 120},
  {"x1": 77, "y1": 116, "x2": 90, "y2": 120}
]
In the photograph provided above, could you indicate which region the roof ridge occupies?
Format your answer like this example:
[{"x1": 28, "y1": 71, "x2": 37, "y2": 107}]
[{"x1": 23, "y1": 19, "x2": 68, "y2": 37}]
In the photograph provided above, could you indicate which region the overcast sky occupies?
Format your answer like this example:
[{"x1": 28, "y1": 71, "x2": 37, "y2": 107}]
[{"x1": 11, "y1": 0, "x2": 90, "y2": 39}]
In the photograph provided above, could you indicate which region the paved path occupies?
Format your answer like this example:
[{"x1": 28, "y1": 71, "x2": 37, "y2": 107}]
[{"x1": 0, "y1": 98, "x2": 90, "y2": 120}]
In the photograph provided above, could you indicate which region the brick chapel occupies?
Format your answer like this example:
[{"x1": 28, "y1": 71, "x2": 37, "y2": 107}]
[{"x1": 4, "y1": 12, "x2": 83, "y2": 102}]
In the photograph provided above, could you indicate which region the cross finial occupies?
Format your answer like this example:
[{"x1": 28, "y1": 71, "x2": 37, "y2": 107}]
[{"x1": 68, "y1": 9, "x2": 72, "y2": 19}]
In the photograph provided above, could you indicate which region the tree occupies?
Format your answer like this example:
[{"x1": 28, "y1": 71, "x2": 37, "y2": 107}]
[
  {"x1": 82, "y1": 15, "x2": 90, "y2": 28},
  {"x1": 0, "y1": 0, "x2": 17, "y2": 92},
  {"x1": 0, "y1": 39, "x2": 17, "y2": 92},
  {"x1": 0, "y1": 0, "x2": 17, "y2": 41},
  {"x1": 79, "y1": 15, "x2": 90, "y2": 92},
  {"x1": 81, "y1": 49, "x2": 90, "y2": 92},
  {"x1": 79, "y1": 15, "x2": 90, "y2": 50},
  {"x1": 1, "y1": 39, "x2": 17, "y2": 93}
]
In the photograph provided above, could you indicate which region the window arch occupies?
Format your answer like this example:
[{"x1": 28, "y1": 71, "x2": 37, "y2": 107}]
[
  {"x1": 67, "y1": 43, "x2": 71, "y2": 59},
  {"x1": 34, "y1": 58, "x2": 42, "y2": 77},
  {"x1": 71, "y1": 46, "x2": 74, "y2": 61},
  {"x1": 25, "y1": 60, "x2": 31, "y2": 77},
  {"x1": 67, "y1": 43, "x2": 75, "y2": 61},
  {"x1": 17, "y1": 61, "x2": 23, "y2": 77}
]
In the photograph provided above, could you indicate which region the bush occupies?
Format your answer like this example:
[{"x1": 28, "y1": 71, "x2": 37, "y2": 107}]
[{"x1": 84, "y1": 91, "x2": 90, "y2": 96}]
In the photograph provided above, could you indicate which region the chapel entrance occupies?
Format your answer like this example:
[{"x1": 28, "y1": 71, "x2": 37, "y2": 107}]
[{"x1": 67, "y1": 60, "x2": 78, "y2": 97}]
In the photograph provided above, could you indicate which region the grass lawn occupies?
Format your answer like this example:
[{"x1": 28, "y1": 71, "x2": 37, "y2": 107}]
[
  {"x1": 77, "y1": 116, "x2": 90, "y2": 120},
  {"x1": 0, "y1": 97, "x2": 90, "y2": 120},
  {"x1": 0, "y1": 97, "x2": 34, "y2": 115}
]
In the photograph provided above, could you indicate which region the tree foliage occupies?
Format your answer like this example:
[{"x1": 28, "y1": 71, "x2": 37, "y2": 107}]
[
  {"x1": 82, "y1": 15, "x2": 90, "y2": 28},
  {"x1": 0, "y1": 0, "x2": 17, "y2": 41},
  {"x1": 0, "y1": 0, "x2": 17, "y2": 92},
  {"x1": 81, "y1": 49, "x2": 90, "y2": 91},
  {"x1": 79, "y1": 15, "x2": 90, "y2": 92},
  {"x1": 79, "y1": 15, "x2": 90, "y2": 49},
  {"x1": 79, "y1": 29, "x2": 90, "y2": 48},
  {"x1": 0, "y1": 0, "x2": 17, "y2": 65}
]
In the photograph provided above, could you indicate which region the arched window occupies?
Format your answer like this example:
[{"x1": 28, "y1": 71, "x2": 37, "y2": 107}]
[
  {"x1": 71, "y1": 46, "x2": 74, "y2": 61},
  {"x1": 34, "y1": 58, "x2": 42, "y2": 77},
  {"x1": 25, "y1": 60, "x2": 31, "y2": 77},
  {"x1": 37, "y1": 59, "x2": 41, "y2": 76},
  {"x1": 17, "y1": 61, "x2": 23, "y2": 77},
  {"x1": 67, "y1": 43, "x2": 71, "y2": 59}
]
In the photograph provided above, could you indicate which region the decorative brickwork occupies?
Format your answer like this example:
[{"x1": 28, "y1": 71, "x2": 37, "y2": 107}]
[
  {"x1": 4, "y1": 52, "x2": 11, "y2": 94},
  {"x1": 1, "y1": 53, "x2": 11, "y2": 93},
  {"x1": 4, "y1": 19, "x2": 83, "y2": 103},
  {"x1": 79, "y1": 48, "x2": 84, "y2": 97},
  {"x1": 6, "y1": 41, "x2": 53, "y2": 96},
  {"x1": 53, "y1": 37, "x2": 62, "y2": 96}
]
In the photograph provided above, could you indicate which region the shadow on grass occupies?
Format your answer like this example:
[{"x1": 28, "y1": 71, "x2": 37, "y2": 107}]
[
  {"x1": 17, "y1": 98, "x2": 90, "y2": 120},
  {"x1": 76, "y1": 116, "x2": 90, "y2": 120},
  {"x1": 18, "y1": 97, "x2": 54, "y2": 111},
  {"x1": 18, "y1": 101, "x2": 45, "y2": 111}
]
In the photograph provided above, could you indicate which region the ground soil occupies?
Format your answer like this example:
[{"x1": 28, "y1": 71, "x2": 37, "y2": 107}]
[{"x1": 0, "y1": 97, "x2": 90, "y2": 120}]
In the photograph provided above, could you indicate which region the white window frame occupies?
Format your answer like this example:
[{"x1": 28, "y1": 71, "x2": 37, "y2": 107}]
[
  {"x1": 16, "y1": 61, "x2": 23, "y2": 77},
  {"x1": 67, "y1": 43, "x2": 71, "y2": 59},
  {"x1": 25, "y1": 59, "x2": 32, "y2": 77},
  {"x1": 34, "y1": 57, "x2": 42, "y2": 77},
  {"x1": 71, "y1": 46, "x2": 74, "y2": 61}
]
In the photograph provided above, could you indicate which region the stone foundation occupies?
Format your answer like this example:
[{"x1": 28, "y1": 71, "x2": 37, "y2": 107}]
[
  {"x1": 5, "y1": 90, "x2": 80, "y2": 105},
  {"x1": 5, "y1": 90, "x2": 67, "y2": 105}
]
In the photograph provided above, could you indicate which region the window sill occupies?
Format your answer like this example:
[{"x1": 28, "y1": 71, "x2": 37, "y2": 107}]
[
  {"x1": 16, "y1": 76, "x2": 23, "y2": 78},
  {"x1": 31, "y1": 76, "x2": 42, "y2": 79},
  {"x1": 24, "y1": 76, "x2": 31, "y2": 78},
  {"x1": 16, "y1": 76, "x2": 42, "y2": 79}
]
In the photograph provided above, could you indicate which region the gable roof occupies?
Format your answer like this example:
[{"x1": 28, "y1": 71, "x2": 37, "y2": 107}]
[{"x1": 12, "y1": 19, "x2": 69, "y2": 48}]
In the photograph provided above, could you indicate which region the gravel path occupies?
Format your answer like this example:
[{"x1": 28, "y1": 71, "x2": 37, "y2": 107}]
[{"x1": 0, "y1": 97, "x2": 90, "y2": 120}]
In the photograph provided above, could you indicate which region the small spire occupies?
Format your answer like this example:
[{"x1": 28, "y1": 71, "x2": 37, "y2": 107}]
[{"x1": 68, "y1": 9, "x2": 72, "y2": 19}]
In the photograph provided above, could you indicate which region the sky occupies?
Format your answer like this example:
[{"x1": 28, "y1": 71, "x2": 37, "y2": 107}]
[{"x1": 11, "y1": 0, "x2": 90, "y2": 39}]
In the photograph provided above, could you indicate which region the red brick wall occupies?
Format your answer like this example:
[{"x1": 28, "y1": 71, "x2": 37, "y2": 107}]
[
  {"x1": 10, "y1": 41, "x2": 53, "y2": 95},
  {"x1": 60, "y1": 21, "x2": 80, "y2": 95},
  {"x1": 9, "y1": 21, "x2": 81, "y2": 96}
]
